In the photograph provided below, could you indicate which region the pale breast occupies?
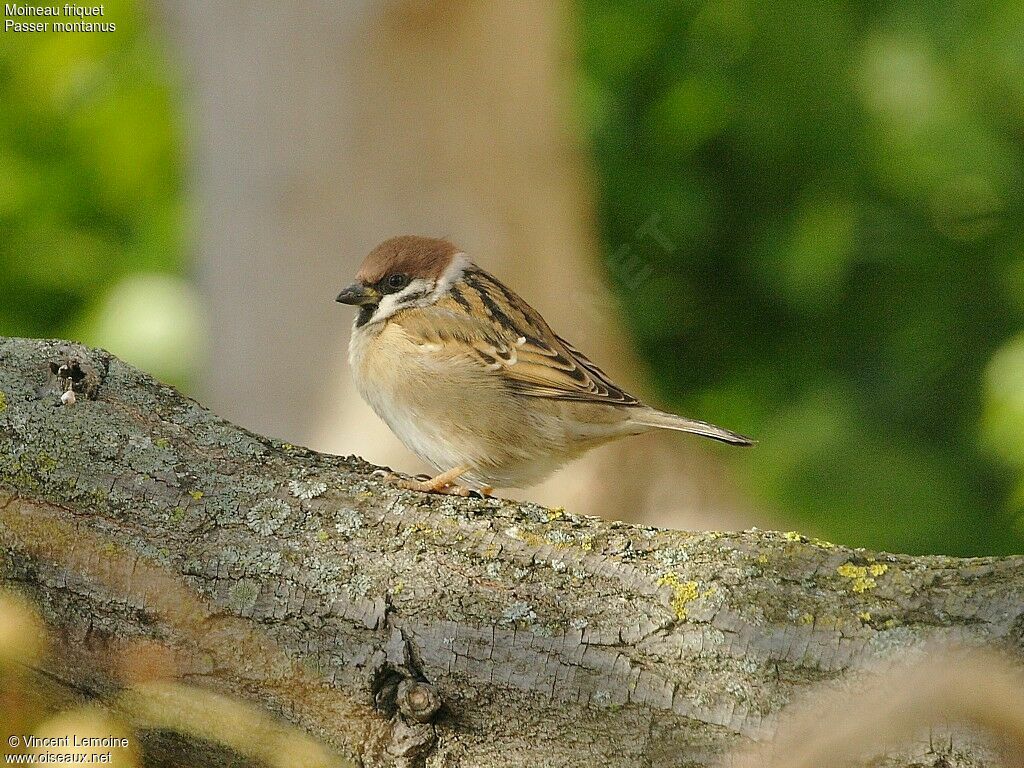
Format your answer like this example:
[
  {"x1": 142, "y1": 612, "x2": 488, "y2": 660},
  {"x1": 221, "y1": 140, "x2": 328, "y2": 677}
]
[{"x1": 349, "y1": 321, "x2": 527, "y2": 477}]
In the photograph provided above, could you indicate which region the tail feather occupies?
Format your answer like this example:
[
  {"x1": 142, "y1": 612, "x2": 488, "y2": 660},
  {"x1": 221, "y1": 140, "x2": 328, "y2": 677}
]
[{"x1": 632, "y1": 408, "x2": 755, "y2": 446}]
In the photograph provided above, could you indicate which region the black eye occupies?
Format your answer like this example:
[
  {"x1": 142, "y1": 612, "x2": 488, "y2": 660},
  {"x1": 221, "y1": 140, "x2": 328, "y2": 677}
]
[{"x1": 384, "y1": 273, "x2": 409, "y2": 292}]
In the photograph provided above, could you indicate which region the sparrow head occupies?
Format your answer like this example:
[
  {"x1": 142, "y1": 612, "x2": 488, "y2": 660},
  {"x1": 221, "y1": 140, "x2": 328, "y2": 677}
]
[{"x1": 336, "y1": 236, "x2": 465, "y2": 327}]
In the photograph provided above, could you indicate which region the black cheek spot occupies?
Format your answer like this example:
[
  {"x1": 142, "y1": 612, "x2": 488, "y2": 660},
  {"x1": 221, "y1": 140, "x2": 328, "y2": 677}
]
[{"x1": 356, "y1": 305, "x2": 377, "y2": 327}]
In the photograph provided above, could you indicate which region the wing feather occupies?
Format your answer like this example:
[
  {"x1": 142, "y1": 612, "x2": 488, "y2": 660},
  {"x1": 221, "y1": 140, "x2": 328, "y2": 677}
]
[{"x1": 393, "y1": 267, "x2": 639, "y2": 406}]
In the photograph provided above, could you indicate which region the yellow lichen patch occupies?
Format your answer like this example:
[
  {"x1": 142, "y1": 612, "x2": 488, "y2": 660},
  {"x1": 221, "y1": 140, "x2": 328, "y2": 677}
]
[
  {"x1": 189, "y1": 490, "x2": 204, "y2": 501},
  {"x1": 408, "y1": 523, "x2": 441, "y2": 538},
  {"x1": 512, "y1": 529, "x2": 546, "y2": 548},
  {"x1": 782, "y1": 531, "x2": 836, "y2": 549},
  {"x1": 316, "y1": 529, "x2": 329, "y2": 543},
  {"x1": 546, "y1": 507, "x2": 565, "y2": 522},
  {"x1": 798, "y1": 612, "x2": 814, "y2": 625},
  {"x1": 835, "y1": 563, "x2": 863, "y2": 578},
  {"x1": 857, "y1": 611, "x2": 871, "y2": 623},
  {"x1": 656, "y1": 573, "x2": 699, "y2": 620},
  {"x1": 756, "y1": 553, "x2": 769, "y2": 564},
  {"x1": 836, "y1": 563, "x2": 882, "y2": 593},
  {"x1": 0, "y1": 390, "x2": 7, "y2": 413}
]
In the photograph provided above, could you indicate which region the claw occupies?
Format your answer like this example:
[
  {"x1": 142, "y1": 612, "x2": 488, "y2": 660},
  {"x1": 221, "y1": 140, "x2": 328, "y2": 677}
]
[{"x1": 391, "y1": 465, "x2": 471, "y2": 496}]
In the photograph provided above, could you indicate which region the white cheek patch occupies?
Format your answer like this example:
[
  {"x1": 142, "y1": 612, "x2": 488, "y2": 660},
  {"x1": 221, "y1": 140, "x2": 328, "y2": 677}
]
[
  {"x1": 432, "y1": 254, "x2": 471, "y2": 302},
  {"x1": 403, "y1": 278, "x2": 436, "y2": 306},
  {"x1": 367, "y1": 278, "x2": 437, "y2": 325},
  {"x1": 369, "y1": 293, "x2": 404, "y2": 324}
]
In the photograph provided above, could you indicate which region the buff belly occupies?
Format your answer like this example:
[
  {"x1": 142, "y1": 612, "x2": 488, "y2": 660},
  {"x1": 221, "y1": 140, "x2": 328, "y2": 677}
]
[{"x1": 349, "y1": 321, "x2": 636, "y2": 488}]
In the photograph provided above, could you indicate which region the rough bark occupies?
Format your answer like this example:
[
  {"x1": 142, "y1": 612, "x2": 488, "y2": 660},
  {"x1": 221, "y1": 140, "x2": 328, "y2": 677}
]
[{"x1": 1, "y1": 337, "x2": 1022, "y2": 768}]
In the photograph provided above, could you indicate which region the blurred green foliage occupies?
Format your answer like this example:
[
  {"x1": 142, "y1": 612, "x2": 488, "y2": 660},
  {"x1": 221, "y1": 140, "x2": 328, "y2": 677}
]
[
  {"x1": 579, "y1": 0, "x2": 1024, "y2": 555},
  {"x1": 0, "y1": 0, "x2": 191, "y2": 384}
]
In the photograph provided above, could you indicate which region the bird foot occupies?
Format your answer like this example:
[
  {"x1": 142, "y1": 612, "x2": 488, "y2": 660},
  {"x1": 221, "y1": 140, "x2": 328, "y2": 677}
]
[
  {"x1": 376, "y1": 466, "x2": 491, "y2": 498},
  {"x1": 397, "y1": 477, "x2": 474, "y2": 497}
]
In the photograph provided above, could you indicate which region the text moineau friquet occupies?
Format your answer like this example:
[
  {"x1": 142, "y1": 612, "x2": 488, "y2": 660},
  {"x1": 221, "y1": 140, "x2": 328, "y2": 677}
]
[{"x1": 5, "y1": 3, "x2": 116, "y2": 32}]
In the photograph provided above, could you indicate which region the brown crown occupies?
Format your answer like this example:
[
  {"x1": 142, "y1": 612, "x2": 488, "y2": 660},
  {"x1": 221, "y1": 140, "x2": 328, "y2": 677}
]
[{"x1": 356, "y1": 235, "x2": 460, "y2": 285}]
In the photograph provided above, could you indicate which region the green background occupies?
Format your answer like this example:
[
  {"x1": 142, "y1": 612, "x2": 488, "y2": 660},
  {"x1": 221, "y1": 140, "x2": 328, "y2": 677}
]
[{"x1": 3, "y1": 0, "x2": 1023, "y2": 556}]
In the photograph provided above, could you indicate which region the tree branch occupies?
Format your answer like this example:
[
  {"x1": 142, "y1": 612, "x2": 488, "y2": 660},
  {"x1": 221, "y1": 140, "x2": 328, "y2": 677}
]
[{"x1": 1, "y1": 337, "x2": 1022, "y2": 767}]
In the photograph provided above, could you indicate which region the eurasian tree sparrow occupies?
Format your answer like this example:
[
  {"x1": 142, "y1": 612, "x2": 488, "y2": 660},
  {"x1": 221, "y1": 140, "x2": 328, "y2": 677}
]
[{"x1": 337, "y1": 236, "x2": 752, "y2": 496}]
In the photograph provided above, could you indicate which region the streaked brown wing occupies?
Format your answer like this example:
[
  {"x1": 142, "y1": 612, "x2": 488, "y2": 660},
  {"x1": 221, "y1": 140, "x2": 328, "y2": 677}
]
[
  {"x1": 551, "y1": 334, "x2": 640, "y2": 404},
  {"x1": 398, "y1": 266, "x2": 639, "y2": 406}
]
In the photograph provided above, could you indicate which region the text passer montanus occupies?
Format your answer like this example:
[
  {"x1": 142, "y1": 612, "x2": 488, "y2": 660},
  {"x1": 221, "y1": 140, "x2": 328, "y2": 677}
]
[{"x1": 337, "y1": 236, "x2": 753, "y2": 497}]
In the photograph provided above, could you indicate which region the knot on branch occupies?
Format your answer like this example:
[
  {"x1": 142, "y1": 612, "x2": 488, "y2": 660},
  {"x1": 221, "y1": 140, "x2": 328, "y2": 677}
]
[
  {"x1": 397, "y1": 679, "x2": 441, "y2": 723},
  {"x1": 372, "y1": 629, "x2": 442, "y2": 766}
]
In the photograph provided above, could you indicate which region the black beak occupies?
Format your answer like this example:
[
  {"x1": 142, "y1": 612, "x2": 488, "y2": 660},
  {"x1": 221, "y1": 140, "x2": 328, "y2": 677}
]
[{"x1": 335, "y1": 283, "x2": 380, "y2": 306}]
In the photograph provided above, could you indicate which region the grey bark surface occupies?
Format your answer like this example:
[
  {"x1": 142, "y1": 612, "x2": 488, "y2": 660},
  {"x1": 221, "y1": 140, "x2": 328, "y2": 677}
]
[{"x1": 1, "y1": 337, "x2": 1022, "y2": 768}]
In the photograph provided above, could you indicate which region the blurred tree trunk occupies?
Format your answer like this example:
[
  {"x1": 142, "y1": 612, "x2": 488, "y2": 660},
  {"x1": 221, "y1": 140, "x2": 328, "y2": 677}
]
[{"x1": 157, "y1": 0, "x2": 757, "y2": 530}]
